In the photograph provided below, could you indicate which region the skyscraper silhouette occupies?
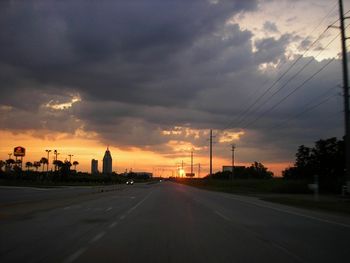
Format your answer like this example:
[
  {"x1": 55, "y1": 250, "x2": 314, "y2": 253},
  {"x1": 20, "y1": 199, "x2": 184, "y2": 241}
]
[{"x1": 103, "y1": 147, "x2": 112, "y2": 174}]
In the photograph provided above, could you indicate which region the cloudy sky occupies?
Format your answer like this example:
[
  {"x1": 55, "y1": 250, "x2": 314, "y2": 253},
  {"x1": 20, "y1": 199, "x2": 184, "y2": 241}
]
[{"x1": 0, "y1": 0, "x2": 349, "y2": 176}]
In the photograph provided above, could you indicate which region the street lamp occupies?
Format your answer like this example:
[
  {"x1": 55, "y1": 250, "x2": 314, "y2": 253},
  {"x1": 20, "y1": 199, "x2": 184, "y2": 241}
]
[
  {"x1": 45, "y1": 149, "x2": 51, "y2": 173},
  {"x1": 68, "y1": 154, "x2": 73, "y2": 163},
  {"x1": 54, "y1": 150, "x2": 59, "y2": 171}
]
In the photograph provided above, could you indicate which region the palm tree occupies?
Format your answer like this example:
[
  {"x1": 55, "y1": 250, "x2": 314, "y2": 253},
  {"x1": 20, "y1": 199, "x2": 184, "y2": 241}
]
[
  {"x1": 0, "y1": 160, "x2": 5, "y2": 172},
  {"x1": 6, "y1": 158, "x2": 15, "y2": 170},
  {"x1": 73, "y1": 161, "x2": 79, "y2": 171},
  {"x1": 15, "y1": 159, "x2": 22, "y2": 169},
  {"x1": 40, "y1": 157, "x2": 48, "y2": 172},
  {"x1": 25, "y1": 161, "x2": 33, "y2": 171},
  {"x1": 33, "y1": 161, "x2": 41, "y2": 171},
  {"x1": 55, "y1": 160, "x2": 64, "y2": 170}
]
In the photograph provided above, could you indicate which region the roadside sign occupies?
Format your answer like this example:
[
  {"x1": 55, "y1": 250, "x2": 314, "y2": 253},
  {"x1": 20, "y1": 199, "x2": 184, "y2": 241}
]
[{"x1": 14, "y1": 146, "x2": 26, "y2": 157}]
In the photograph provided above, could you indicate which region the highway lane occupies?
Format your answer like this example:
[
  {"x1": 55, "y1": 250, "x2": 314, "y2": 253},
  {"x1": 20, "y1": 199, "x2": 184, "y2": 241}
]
[{"x1": 1, "y1": 181, "x2": 350, "y2": 263}]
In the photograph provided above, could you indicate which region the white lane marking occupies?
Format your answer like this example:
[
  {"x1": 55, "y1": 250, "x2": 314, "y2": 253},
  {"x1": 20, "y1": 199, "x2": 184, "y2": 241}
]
[
  {"x1": 267, "y1": 239, "x2": 307, "y2": 263},
  {"x1": 63, "y1": 247, "x2": 87, "y2": 263},
  {"x1": 89, "y1": 232, "x2": 106, "y2": 244},
  {"x1": 214, "y1": 210, "x2": 231, "y2": 221},
  {"x1": 105, "y1": 207, "x2": 113, "y2": 212},
  {"x1": 109, "y1": 221, "x2": 118, "y2": 228},
  {"x1": 0, "y1": 186, "x2": 55, "y2": 191},
  {"x1": 64, "y1": 206, "x2": 71, "y2": 210},
  {"x1": 126, "y1": 191, "x2": 153, "y2": 215},
  {"x1": 119, "y1": 215, "x2": 126, "y2": 220},
  {"x1": 226, "y1": 196, "x2": 350, "y2": 229}
]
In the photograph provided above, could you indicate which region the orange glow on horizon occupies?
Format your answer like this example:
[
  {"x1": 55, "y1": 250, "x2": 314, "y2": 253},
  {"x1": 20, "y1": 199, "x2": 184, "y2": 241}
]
[{"x1": 0, "y1": 130, "x2": 290, "y2": 177}]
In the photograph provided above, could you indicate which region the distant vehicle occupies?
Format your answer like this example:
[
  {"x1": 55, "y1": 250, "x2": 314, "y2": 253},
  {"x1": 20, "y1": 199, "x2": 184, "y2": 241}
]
[{"x1": 126, "y1": 179, "x2": 134, "y2": 185}]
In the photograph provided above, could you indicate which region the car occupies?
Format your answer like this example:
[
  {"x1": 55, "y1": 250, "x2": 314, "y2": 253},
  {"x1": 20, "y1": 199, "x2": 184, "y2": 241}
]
[{"x1": 126, "y1": 179, "x2": 134, "y2": 185}]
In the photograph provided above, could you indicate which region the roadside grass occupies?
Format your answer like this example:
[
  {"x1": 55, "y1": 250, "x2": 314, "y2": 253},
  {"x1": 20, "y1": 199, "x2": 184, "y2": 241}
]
[
  {"x1": 174, "y1": 178, "x2": 350, "y2": 215},
  {"x1": 174, "y1": 178, "x2": 311, "y2": 194},
  {"x1": 261, "y1": 196, "x2": 350, "y2": 215}
]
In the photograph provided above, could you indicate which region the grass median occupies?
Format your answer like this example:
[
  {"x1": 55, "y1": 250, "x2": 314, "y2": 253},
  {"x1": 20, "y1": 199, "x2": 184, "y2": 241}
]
[{"x1": 173, "y1": 178, "x2": 350, "y2": 215}]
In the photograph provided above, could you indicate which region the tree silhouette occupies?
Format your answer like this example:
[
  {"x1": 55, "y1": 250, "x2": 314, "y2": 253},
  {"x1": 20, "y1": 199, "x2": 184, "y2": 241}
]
[
  {"x1": 73, "y1": 161, "x2": 79, "y2": 171},
  {"x1": 40, "y1": 157, "x2": 48, "y2": 172},
  {"x1": 283, "y1": 137, "x2": 345, "y2": 192},
  {"x1": 33, "y1": 161, "x2": 41, "y2": 171},
  {"x1": 0, "y1": 160, "x2": 5, "y2": 172},
  {"x1": 25, "y1": 161, "x2": 33, "y2": 171},
  {"x1": 6, "y1": 158, "x2": 15, "y2": 170},
  {"x1": 247, "y1": 162, "x2": 273, "y2": 179}
]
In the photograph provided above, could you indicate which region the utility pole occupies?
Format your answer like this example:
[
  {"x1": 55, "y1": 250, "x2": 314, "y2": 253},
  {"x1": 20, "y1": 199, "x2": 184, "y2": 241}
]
[
  {"x1": 198, "y1": 163, "x2": 201, "y2": 178},
  {"x1": 339, "y1": 0, "x2": 350, "y2": 185},
  {"x1": 209, "y1": 129, "x2": 213, "y2": 177},
  {"x1": 181, "y1": 160, "x2": 184, "y2": 177},
  {"x1": 190, "y1": 150, "x2": 193, "y2": 176},
  {"x1": 231, "y1": 144, "x2": 235, "y2": 180}
]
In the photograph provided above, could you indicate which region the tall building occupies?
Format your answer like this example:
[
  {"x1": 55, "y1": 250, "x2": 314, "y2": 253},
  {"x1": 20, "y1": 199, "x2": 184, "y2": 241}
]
[
  {"x1": 91, "y1": 159, "x2": 98, "y2": 174},
  {"x1": 103, "y1": 147, "x2": 112, "y2": 174}
]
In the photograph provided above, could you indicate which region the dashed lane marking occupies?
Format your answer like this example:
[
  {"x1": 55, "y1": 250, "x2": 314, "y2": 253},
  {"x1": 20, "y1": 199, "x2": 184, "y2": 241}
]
[
  {"x1": 214, "y1": 210, "x2": 231, "y2": 221},
  {"x1": 63, "y1": 247, "x2": 87, "y2": 263},
  {"x1": 89, "y1": 232, "x2": 106, "y2": 244},
  {"x1": 109, "y1": 221, "x2": 118, "y2": 228}
]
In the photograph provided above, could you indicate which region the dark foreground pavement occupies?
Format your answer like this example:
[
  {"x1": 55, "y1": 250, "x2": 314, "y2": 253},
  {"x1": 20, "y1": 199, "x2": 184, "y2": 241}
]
[{"x1": 1, "y1": 182, "x2": 350, "y2": 263}]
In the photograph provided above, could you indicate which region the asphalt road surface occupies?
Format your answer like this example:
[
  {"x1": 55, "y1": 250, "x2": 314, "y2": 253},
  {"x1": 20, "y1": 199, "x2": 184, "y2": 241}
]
[{"x1": 1, "y1": 181, "x2": 350, "y2": 263}]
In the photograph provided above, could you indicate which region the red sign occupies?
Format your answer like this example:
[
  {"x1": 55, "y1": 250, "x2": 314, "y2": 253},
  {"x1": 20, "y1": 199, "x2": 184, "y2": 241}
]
[{"x1": 14, "y1": 146, "x2": 26, "y2": 157}]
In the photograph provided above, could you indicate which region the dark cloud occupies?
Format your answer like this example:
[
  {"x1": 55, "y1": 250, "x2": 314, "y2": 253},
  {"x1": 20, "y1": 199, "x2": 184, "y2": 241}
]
[
  {"x1": 254, "y1": 34, "x2": 291, "y2": 64},
  {"x1": 263, "y1": 21, "x2": 279, "y2": 33},
  {"x1": 0, "y1": 0, "x2": 344, "y2": 165}
]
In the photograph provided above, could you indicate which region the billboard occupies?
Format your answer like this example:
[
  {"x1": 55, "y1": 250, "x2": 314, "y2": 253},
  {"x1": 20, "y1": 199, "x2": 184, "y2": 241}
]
[{"x1": 14, "y1": 146, "x2": 26, "y2": 157}]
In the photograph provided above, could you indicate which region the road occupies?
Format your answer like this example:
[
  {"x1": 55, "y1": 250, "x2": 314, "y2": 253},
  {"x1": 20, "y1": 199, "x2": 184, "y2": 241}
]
[{"x1": 1, "y1": 181, "x2": 350, "y2": 263}]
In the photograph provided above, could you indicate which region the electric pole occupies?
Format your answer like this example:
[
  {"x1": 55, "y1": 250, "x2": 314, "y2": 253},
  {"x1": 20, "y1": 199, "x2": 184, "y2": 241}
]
[
  {"x1": 209, "y1": 129, "x2": 213, "y2": 177},
  {"x1": 198, "y1": 163, "x2": 201, "y2": 178},
  {"x1": 231, "y1": 144, "x2": 235, "y2": 180},
  {"x1": 190, "y1": 150, "x2": 193, "y2": 176},
  {"x1": 339, "y1": 0, "x2": 350, "y2": 184}
]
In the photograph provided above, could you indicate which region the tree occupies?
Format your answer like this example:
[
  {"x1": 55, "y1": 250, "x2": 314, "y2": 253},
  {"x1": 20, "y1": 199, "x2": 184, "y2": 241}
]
[
  {"x1": 33, "y1": 161, "x2": 41, "y2": 171},
  {"x1": 0, "y1": 160, "x2": 5, "y2": 172},
  {"x1": 40, "y1": 157, "x2": 48, "y2": 172},
  {"x1": 6, "y1": 158, "x2": 15, "y2": 171},
  {"x1": 283, "y1": 137, "x2": 345, "y2": 192},
  {"x1": 73, "y1": 161, "x2": 79, "y2": 171},
  {"x1": 247, "y1": 162, "x2": 273, "y2": 179},
  {"x1": 25, "y1": 161, "x2": 33, "y2": 171}
]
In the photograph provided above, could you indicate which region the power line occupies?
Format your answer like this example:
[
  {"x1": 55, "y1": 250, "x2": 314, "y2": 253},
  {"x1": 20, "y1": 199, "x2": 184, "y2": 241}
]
[
  {"x1": 218, "y1": 7, "x2": 350, "y2": 137},
  {"x1": 242, "y1": 58, "x2": 336, "y2": 130},
  {"x1": 239, "y1": 32, "x2": 341, "y2": 125},
  {"x1": 225, "y1": 32, "x2": 340, "y2": 133},
  {"x1": 219, "y1": 31, "x2": 332, "y2": 135},
  {"x1": 272, "y1": 92, "x2": 339, "y2": 129}
]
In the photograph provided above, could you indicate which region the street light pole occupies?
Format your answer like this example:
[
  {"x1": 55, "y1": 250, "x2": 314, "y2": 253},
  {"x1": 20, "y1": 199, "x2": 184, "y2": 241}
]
[
  {"x1": 45, "y1": 149, "x2": 51, "y2": 173},
  {"x1": 68, "y1": 154, "x2": 73, "y2": 163},
  {"x1": 54, "y1": 150, "x2": 59, "y2": 171}
]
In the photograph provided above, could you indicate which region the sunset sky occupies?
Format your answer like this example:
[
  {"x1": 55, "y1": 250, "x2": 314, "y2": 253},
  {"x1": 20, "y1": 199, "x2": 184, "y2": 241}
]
[{"x1": 1, "y1": 0, "x2": 349, "y2": 176}]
